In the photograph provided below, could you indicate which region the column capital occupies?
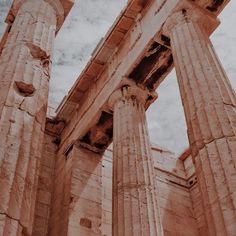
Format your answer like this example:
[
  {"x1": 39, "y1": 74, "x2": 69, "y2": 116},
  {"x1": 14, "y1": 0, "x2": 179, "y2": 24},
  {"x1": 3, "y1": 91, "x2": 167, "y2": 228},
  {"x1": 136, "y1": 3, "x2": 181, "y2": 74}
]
[
  {"x1": 163, "y1": 3, "x2": 219, "y2": 37},
  {"x1": 111, "y1": 82, "x2": 163, "y2": 235},
  {"x1": 108, "y1": 83, "x2": 157, "y2": 111},
  {"x1": 46, "y1": 0, "x2": 65, "y2": 29},
  {"x1": 6, "y1": 0, "x2": 73, "y2": 31}
]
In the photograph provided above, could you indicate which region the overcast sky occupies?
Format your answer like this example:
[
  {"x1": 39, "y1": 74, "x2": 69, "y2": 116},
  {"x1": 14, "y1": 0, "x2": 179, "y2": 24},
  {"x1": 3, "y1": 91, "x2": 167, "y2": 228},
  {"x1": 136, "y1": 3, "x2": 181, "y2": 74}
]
[{"x1": 0, "y1": 0, "x2": 235, "y2": 156}]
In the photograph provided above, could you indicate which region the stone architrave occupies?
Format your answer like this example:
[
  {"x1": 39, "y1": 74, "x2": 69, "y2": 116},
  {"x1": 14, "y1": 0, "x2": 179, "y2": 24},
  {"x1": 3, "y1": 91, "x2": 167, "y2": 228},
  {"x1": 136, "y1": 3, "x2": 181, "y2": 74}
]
[
  {"x1": 0, "y1": 0, "x2": 63, "y2": 235},
  {"x1": 108, "y1": 84, "x2": 163, "y2": 236},
  {"x1": 164, "y1": 7, "x2": 236, "y2": 236}
]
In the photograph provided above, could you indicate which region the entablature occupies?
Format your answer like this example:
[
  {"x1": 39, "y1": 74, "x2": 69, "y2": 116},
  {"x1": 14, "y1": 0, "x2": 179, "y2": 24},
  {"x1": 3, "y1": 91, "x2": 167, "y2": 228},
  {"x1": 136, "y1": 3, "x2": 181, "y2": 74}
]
[{"x1": 45, "y1": 0, "x2": 230, "y2": 154}]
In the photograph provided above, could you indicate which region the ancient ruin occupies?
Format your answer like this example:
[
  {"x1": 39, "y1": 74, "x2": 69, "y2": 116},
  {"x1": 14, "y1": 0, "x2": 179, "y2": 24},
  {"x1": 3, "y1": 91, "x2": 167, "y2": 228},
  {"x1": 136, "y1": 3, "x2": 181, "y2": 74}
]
[{"x1": 0, "y1": 0, "x2": 236, "y2": 235}]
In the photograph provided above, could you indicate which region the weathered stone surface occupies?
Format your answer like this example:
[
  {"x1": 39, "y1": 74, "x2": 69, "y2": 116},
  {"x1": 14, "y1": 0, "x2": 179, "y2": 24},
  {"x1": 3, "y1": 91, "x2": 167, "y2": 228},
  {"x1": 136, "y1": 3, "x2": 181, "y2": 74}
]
[
  {"x1": 0, "y1": 0, "x2": 58, "y2": 235},
  {"x1": 101, "y1": 146, "x2": 202, "y2": 236},
  {"x1": 164, "y1": 6, "x2": 236, "y2": 235},
  {"x1": 0, "y1": 0, "x2": 235, "y2": 235},
  {"x1": 109, "y1": 85, "x2": 163, "y2": 236},
  {"x1": 49, "y1": 145, "x2": 102, "y2": 236},
  {"x1": 32, "y1": 133, "x2": 57, "y2": 236}
]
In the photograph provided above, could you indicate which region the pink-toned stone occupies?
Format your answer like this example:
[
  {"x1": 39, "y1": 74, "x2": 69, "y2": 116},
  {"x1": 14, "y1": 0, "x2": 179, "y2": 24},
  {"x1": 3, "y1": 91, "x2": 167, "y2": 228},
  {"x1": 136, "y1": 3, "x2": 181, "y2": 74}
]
[
  {"x1": 32, "y1": 133, "x2": 57, "y2": 236},
  {"x1": 0, "y1": 0, "x2": 235, "y2": 235},
  {"x1": 49, "y1": 145, "x2": 102, "y2": 236},
  {"x1": 109, "y1": 85, "x2": 163, "y2": 236},
  {"x1": 0, "y1": 0, "x2": 59, "y2": 235},
  {"x1": 164, "y1": 7, "x2": 236, "y2": 236},
  {"x1": 102, "y1": 145, "x2": 201, "y2": 236}
]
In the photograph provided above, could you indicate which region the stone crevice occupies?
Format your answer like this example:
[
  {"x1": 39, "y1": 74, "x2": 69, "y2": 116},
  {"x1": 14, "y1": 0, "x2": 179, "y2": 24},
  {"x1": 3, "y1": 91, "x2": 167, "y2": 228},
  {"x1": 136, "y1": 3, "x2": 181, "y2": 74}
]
[
  {"x1": 0, "y1": 212, "x2": 22, "y2": 226},
  {"x1": 223, "y1": 102, "x2": 236, "y2": 108}
]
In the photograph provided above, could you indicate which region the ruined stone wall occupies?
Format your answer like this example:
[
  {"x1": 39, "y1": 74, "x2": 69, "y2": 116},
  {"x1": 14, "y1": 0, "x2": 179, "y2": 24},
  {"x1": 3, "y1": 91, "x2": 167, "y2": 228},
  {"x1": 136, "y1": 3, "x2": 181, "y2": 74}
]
[
  {"x1": 183, "y1": 156, "x2": 208, "y2": 235},
  {"x1": 47, "y1": 144, "x2": 102, "y2": 236},
  {"x1": 33, "y1": 133, "x2": 57, "y2": 236},
  {"x1": 101, "y1": 150, "x2": 113, "y2": 236},
  {"x1": 154, "y1": 151, "x2": 198, "y2": 235},
  {"x1": 100, "y1": 147, "x2": 204, "y2": 236},
  {"x1": 31, "y1": 133, "x2": 208, "y2": 236}
]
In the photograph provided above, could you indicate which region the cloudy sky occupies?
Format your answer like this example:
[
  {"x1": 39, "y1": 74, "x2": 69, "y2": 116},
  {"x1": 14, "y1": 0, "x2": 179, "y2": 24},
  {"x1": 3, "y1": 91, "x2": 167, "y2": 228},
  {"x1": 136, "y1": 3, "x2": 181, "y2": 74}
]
[{"x1": 0, "y1": 0, "x2": 235, "y2": 156}]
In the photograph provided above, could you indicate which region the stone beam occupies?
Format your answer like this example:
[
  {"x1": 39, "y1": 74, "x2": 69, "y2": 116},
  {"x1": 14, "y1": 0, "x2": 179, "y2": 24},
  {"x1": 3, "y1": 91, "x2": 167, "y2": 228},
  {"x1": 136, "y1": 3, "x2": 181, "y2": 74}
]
[{"x1": 51, "y1": 0, "x2": 229, "y2": 154}]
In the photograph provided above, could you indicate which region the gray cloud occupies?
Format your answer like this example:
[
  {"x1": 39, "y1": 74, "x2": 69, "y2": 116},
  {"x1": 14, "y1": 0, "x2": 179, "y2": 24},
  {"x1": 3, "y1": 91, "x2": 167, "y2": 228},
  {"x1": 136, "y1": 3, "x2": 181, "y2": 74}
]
[{"x1": 0, "y1": 0, "x2": 235, "y2": 156}]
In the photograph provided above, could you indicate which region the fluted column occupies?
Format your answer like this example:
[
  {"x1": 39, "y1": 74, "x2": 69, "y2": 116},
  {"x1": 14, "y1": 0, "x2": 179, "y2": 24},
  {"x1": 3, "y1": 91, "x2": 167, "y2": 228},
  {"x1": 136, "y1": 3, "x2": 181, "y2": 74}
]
[
  {"x1": 0, "y1": 0, "x2": 62, "y2": 235},
  {"x1": 164, "y1": 7, "x2": 236, "y2": 236},
  {"x1": 108, "y1": 85, "x2": 163, "y2": 236}
]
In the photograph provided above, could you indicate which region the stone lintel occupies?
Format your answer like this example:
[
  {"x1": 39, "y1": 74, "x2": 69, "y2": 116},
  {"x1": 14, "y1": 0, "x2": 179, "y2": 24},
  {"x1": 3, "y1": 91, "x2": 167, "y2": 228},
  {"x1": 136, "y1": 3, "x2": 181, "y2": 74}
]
[
  {"x1": 77, "y1": 141, "x2": 105, "y2": 154},
  {"x1": 59, "y1": 81, "x2": 158, "y2": 155},
  {"x1": 178, "y1": 148, "x2": 191, "y2": 161},
  {"x1": 46, "y1": 0, "x2": 229, "y2": 154}
]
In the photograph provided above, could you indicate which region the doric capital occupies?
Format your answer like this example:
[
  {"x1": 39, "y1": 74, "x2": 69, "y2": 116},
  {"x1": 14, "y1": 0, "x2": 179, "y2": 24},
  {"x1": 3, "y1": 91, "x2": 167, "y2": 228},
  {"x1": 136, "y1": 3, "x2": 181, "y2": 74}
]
[
  {"x1": 108, "y1": 83, "x2": 157, "y2": 111},
  {"x1": 163, "y1": 3, "x2": 219, "y2": 37},
  {"x1": 45, "y1": 0, "x2": 65, "y2": 30},
  {"x1": 6, "y1": 0, "x2": 74, "y2": 31}
]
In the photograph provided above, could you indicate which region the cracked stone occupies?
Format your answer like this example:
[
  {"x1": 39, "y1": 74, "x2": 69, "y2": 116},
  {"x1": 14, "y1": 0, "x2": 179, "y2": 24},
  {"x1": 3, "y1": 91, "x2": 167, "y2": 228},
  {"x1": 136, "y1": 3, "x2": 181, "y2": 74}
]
[
  {"x1": 15, "y1": 81, "x2": 35, "y2": 97},
  {"x1": 26, "y1": 43, "x2": 50, "y2": 61}
]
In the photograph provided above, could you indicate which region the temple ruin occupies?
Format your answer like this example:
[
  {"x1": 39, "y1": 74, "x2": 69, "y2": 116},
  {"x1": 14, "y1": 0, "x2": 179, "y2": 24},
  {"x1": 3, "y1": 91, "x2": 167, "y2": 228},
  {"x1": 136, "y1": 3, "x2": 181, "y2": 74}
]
[{"x1": 0, "y1": 0, "x2": 236, "y2": 235}]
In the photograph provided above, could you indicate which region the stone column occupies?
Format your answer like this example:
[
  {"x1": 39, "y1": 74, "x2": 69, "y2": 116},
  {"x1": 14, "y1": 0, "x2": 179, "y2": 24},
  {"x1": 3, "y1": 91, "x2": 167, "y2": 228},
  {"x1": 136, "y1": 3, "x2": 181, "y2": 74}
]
[
  {"x1": 108, "y1": 85, "x2": 163, "y2": 236},
  {"x1": 164, "y1": 7, "x2": 236, "y2": 236},
  {"x1": 0, "y1": 0, "x2": 63, "y2": 235}
]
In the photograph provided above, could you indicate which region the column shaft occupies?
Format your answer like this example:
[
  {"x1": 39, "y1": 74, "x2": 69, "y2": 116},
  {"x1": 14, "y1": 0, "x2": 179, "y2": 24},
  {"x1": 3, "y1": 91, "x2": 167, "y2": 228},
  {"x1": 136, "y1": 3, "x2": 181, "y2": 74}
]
[
  {"x1": 165, "y1": 9, "x2": 236, "y2": 236},
  {"x1": 0, "y1": 0, "x2": 57, "y2": 235},
  {"x1": 111, "y1": 86, "x2": 162, "y2": 236}
]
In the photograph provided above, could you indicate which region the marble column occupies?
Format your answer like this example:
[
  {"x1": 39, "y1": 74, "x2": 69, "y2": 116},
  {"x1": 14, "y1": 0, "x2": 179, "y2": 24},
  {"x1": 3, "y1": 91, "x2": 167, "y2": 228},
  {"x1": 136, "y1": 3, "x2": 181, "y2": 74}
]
[
  {"x1": 108, "y1": 85, "x2": 163, "y2": 236},
  {"x1": 164, "y1": 8, "x2": 236, "y2": 236},
  {"x1": 0, "y1": 0, "x2": 62, "y2": 235}
]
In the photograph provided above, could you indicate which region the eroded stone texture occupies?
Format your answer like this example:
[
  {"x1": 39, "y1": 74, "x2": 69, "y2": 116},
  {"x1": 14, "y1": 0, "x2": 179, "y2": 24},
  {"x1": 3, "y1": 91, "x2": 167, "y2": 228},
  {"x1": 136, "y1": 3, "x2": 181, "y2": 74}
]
[
  {"x1": 101, "y1": 146, "x2": 202, "y2": 236},
  {"x1": 108, "y1": 85, "x2": 163, "y2": 236},
  {"x1": 154, "y1": 150, "x2": 199, "y2": 236},
  {"x1": 49, "y1": 145, "x2": 102, "y2": 236},
  {"x1": 0, "y1": 0, "x2": 235, "y2": 235},
  {"x1": 32, "y1": 133, "x2": 57, "y2": 236},
  {"x1": 164, "y1": 7, "x2": 236, "y2": 236},
  {"x1": 0, "y1": 0, "x2": 58, "y2": 234},
  {"x1": 101, "y1": 150, "x2": 113, "y2": 236}
]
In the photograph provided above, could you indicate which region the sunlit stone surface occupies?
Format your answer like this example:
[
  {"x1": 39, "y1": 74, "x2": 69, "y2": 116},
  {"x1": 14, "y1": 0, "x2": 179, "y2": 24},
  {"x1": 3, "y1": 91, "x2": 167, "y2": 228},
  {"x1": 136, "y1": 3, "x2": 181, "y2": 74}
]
[{"x1": 0, "y1": 0, "x2": 235, "y2": 235}]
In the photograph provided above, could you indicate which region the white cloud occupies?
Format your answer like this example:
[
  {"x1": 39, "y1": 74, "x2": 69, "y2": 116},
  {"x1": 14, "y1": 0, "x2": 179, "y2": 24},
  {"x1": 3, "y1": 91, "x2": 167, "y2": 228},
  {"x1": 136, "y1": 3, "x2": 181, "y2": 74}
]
[{"x1": 0, "y1": 0, "x2": 235, "y2": 156}]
